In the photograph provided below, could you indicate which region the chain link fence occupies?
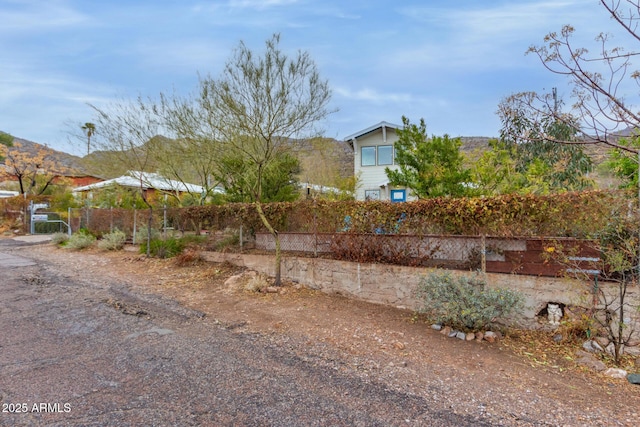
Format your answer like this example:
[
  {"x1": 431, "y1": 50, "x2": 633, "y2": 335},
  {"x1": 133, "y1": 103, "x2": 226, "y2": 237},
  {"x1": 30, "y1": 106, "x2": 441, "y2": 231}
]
[
  {"x1": 52, "y1": 202, "x2": 611, "y2": 278},
  {"x1": 69, "y1": 207, "x2": 189, "y2": 243}
]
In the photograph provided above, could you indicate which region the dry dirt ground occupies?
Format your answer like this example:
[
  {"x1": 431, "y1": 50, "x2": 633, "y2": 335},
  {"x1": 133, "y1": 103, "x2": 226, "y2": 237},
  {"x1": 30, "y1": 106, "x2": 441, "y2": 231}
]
[{"x1": 11, "y1": 242, "x2": 640, "y2": 425}]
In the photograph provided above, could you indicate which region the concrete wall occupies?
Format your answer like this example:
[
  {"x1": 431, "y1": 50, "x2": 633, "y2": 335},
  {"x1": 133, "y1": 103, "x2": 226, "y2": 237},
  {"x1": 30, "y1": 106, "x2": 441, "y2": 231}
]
[{"x1": 202, "y1": 251, "x2": 640, "y2": 332}]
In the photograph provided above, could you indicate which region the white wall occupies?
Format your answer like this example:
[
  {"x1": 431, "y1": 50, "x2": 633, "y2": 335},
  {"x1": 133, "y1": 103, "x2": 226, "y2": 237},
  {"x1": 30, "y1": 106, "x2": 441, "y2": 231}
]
[{"x1": 353, "y1": 127, "x2": 400, "y2": 201}]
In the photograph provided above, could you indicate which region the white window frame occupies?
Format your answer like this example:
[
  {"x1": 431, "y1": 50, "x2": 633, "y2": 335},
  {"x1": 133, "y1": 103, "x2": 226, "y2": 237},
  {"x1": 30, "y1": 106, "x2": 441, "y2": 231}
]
[{"x1": 364, "y1": 190, "x2": 380, "y2": 200}]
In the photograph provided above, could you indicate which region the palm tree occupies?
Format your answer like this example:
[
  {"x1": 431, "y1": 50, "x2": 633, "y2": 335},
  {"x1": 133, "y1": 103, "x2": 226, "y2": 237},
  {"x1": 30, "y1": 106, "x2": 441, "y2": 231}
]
[{"x1": 81, "y1": 122, "x2": 96, "y2": 155}]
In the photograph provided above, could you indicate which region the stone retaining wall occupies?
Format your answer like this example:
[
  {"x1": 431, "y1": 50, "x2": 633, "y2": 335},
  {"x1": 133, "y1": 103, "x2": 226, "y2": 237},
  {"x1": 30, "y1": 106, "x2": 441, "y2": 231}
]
[{"x1": 202, "y1": 251, "x2": 640, "y2": 335}]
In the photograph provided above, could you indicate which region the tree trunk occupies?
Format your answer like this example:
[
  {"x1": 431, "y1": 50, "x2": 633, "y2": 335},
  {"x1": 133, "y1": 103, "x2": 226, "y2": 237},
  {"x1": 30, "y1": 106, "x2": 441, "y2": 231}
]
[{"x1": 255, "y1": 202, "x2": 281, "y2": 286}]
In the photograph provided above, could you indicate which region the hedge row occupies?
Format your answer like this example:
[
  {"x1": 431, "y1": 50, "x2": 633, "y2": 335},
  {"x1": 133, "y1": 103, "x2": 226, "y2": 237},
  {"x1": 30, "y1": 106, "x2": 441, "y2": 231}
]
[
  {"x1": 172, "y1": 190, "x2": 633, "y2": 238},
  {"x1": 5, "y1": 190, "x2": 629, "y2": 239}
]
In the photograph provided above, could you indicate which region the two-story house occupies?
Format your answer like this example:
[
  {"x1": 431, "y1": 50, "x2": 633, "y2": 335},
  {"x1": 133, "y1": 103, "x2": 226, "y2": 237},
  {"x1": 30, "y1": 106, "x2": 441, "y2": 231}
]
[{"x1": 344, "y1": 121, "x2": 412, "y2": 202}]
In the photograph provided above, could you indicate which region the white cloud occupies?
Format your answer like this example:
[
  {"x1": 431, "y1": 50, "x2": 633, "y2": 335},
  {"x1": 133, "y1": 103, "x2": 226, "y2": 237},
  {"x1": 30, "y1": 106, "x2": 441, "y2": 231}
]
[
  {"x1": 128, "y1": 39, "x2": 229, "y2": 76},
  {"x1": 228, "y1": 0, "x2": 299, "y2": 9},
  {"x1": 0, "y1": 0, "x2": 89, "y2": 33},
  {"x1": 388, "y1": 0, "x2": 608, "y2": 73},
  {"x1": 334, "y1": 86, "x2": 413, "y2": 105}
]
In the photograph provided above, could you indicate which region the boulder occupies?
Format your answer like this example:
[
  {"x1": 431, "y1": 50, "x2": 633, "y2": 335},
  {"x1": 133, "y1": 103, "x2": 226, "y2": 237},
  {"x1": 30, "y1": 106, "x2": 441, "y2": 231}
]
[
  {"x1": 628, "y1": 373, "x2": 640, "y2": 385},
  {"x1": 575, "y1": 352, "x2": 607, "y2": 372},
  {"x1": 604, "y1": 368, "x2": 628, "y2": 379},
  {"x1": 582, "y1": 340, "x2": 604, "y2": 353},
  {"x1": 484, "y1": 331, "x2": 498, "y2": 343}
]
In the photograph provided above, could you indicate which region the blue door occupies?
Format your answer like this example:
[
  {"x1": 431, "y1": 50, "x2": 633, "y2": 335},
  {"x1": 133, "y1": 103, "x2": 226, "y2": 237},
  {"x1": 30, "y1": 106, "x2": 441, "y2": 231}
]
[{"x1": 390, "y1": 189, "x2": 406, "y2": 203}]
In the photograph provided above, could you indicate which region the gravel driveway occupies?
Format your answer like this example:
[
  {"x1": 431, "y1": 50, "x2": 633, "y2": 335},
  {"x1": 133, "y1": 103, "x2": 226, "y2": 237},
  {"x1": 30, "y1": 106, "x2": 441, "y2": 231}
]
[
  {"x1": 0, "y1": 241, "x2": 487, "y2": 427},
  {"x1": 1, "y1": 239, "x2": 639, "y2": 426}
]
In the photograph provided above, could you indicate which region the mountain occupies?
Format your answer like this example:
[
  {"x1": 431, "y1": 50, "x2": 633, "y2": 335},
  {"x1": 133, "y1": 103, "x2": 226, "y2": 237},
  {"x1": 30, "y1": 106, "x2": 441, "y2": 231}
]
[
  {"x1": 1, "y1": 133, "x2": 94, "y2": 177},
  {"x1": 1, "y1": 131, "x2": 618, "y2": 190}
]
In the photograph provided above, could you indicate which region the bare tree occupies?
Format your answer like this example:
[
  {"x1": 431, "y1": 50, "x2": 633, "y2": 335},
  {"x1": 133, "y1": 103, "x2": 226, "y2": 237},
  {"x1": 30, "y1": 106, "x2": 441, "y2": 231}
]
[
  {"x1": 195, "y1": 33, "x2": 335, "y2": 285},
  {"x1": 526, "y1": 0, "x2": 640, "y2": 364},
  {"x1": 550, "y1": 214, "x2": 638, "y2": 365},
  {"x1": 89, "y1": 98, "x2": 161, "y2": 256},
  {"x1": 525, "y1": 1, "x2": 640, "y2": 153},
  {"x1": 149, "y1": 92, "x2": 224, "y2": 206}
]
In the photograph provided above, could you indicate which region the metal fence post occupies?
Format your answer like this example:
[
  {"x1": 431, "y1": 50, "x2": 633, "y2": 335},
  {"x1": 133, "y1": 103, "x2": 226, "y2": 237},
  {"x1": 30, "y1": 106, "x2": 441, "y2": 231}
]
[
  {"x1": 313, "y1": 203, "x2": 318, "y2": 257},
  {"x1": 133, "y1": 209, "x2": 137, "y2": 244}
]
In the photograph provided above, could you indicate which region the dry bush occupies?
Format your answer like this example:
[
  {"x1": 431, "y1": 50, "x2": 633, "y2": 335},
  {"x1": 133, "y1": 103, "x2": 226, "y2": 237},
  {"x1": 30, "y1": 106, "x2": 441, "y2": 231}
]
[{"x1": 173, "y1": 248, "x2": 205, "y2": 266}]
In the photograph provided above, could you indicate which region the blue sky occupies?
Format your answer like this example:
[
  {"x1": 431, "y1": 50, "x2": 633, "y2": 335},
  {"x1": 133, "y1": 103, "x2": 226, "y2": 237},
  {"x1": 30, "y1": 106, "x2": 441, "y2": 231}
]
[{"x1": 0, "y1": 0, "x2": 622, "y2": 155}]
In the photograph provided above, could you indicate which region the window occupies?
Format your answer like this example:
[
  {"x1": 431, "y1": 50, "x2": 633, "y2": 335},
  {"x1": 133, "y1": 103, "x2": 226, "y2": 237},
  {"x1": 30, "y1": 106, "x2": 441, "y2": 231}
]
[
  {"x1": 361, "y1": 146, "x2": 376, "y2": 166},
  {"x1": 364, "y1": 190, "x2": 380, "y2": 200},
  {"x1": 377, "y1": 145, "x2": 393, "y2": 165}
]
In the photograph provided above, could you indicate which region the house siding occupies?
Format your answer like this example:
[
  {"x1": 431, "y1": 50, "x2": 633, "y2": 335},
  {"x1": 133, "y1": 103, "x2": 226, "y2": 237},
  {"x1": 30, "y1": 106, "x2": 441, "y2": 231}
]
[{"x1": 348, "y1": 123, "x2": 411, "y2": 201}]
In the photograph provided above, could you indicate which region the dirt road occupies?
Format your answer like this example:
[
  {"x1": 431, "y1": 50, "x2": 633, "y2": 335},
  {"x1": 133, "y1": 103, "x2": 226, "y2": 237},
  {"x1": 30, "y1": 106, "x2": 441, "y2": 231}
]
[{"x1": 1, "y1": 239, "x2": 639, "y2": 426}]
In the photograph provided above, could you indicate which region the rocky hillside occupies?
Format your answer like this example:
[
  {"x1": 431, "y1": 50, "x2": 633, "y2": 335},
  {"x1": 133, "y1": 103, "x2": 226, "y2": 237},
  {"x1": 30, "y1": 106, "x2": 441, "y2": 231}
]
[
  {"x1": 0, "y1": 133, "x2": 92, "y2": 177},
  {"x1": 1, "y1": 131, "x2": 619, "y2": 189}
]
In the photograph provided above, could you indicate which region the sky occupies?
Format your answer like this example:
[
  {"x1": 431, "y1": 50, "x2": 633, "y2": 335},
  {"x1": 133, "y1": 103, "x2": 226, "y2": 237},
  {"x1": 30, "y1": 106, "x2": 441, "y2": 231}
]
[{"x1": 0, "y1": 0, "x2": 627, "y2": 156}]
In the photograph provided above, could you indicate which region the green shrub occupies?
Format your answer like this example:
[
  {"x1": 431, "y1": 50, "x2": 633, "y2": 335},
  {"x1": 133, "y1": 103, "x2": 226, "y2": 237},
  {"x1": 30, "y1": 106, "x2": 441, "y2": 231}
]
[
  {"x1": 140, "y1": 237, "x2": 185, "y2": 258},
  {"x1": 415, "y1": 272, "x2": 524, "y2": 331},
  {"x1": 66, "y1": 232, "x2": 96, "y2": 250},
  {"x1": 51, "y1": 232, "x2": 69, "y2": 245},
  {"x1": 98, "y1": 229, "x2": 127, "y2": 251},
  {"x1": 179, "y1": 233, "x2": 207, "y2": 247},
  {"x1": 134, "y1": 225, "x2": 161, "y2": 244}
]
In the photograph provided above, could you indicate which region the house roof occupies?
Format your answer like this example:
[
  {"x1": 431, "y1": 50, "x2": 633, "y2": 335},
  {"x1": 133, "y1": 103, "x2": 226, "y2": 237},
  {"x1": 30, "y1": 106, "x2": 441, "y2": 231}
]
[
  {"x1": 343, "y1": 121, "x2": 401, "y2": 142},
  {"x1": 72, "y1": 171, "x2": 207, "y2": 194},
  {"x1": 0, "y1": 190, "x2": 19, "y2": 198}
]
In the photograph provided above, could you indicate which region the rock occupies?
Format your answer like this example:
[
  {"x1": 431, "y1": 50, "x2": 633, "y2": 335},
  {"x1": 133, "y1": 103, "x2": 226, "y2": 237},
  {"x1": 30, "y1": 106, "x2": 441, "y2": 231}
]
[
  {"x1": 628, "y1": 373, "x2": 640, "y2": 385},
  {"x1": 582, "y1": 340, "x2": 604, "y2": 353},
  {"x1": 576, "y1": 353, "x2": 607, "y2": 372},
  {"x1": 466, "y1": 333, "x2": 475, "y2": 341},
  {"x1": 431, "y1": 324, "x2": 442, "y2": 331},
  {"x1": 625, "y1": 346, "x2": 640, "y2": 357},
  {"x1": 594, "y1": 336, "x2": 610, "y2": 347},
  {"x1": 553, "y1": 333, "x2": 563, "y2": 343},
  {"x1": 264, "y1": 286, "x2": 279, "y2": 293},
  {"x1": 484, "y1": 331, "x2": 498, "y2": 343},
  {"x1": 223, "y1": 270, "x2": 270, "y2": 293},
  {"x1": 475, "y1": 331, "x2": 484, "y2": 342},
  {"x1": 575, "y1": 350, "x2": 592, "y2": 358},
  {"x1": 448, "y1": 330, "x2": 459, "y2": 338},
  {"x1": 455, "y1": 331, "x2": 466, "y2": 340},
  {"x1": 606, "y1": 343, "x2": 624, "y2": 356},
  {"x1": 441, "y1": 326, "x2": 452, "y2": 336},
  {"x1": 628, "y1": 339, "x2": 640, "y2": 347},
  {"x1": 223, "y1": 273, "x2": 245, "y2": 289},
  {"x1": 604, "y1": 368, "x2": 628, "y2": 379}
]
